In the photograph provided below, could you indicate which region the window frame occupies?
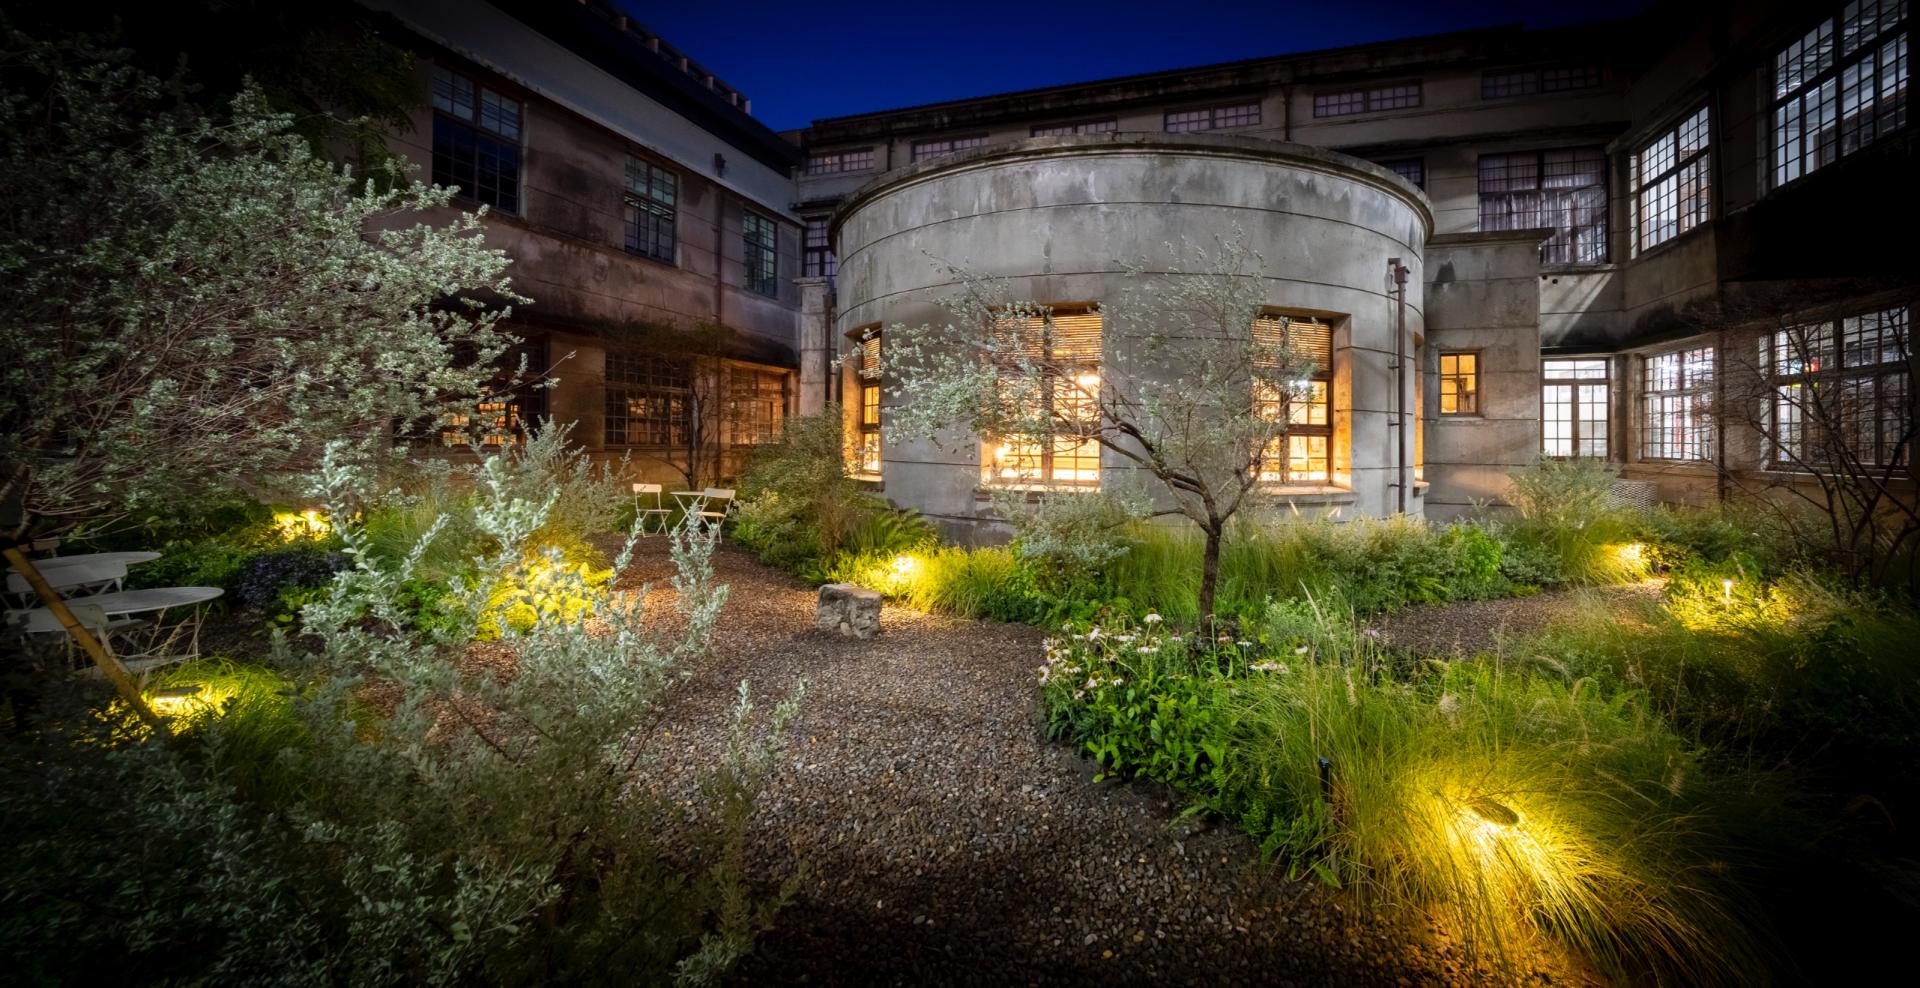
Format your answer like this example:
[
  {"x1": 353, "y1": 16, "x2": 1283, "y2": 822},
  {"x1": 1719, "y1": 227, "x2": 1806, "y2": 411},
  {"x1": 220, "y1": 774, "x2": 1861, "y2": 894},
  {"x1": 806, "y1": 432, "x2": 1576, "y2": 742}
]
[
  {"x1": 742, "y1": 210, "x2": 778, "y2": 298},
  {"x1": 1312, "y1": 82, "x2": 1423, "y2": 118},
  {"x1": 727, "y1": 367, "x2": 788, "y2": 447},
  {"x1": 1376, "y1": 156, "x2": 1426, "y2": 190},
  {"x1": 430, "y1": 64, "x2": 523, "y2": 215},
  {"x1": 604, "y1": 348, "x2": 691, "y2": 448},
  {"x1": 805, "y1": 147, "x2": 876, "y2": 175},
  {"x1": 1765, "y1": 304, "x2": 1911, "y2": 469},
  {"x1": 1163, "y1": 101, "x2": 1262, "y2": 133},
  {"x1": 1252, "y1": 315, "x2": 1336, "y2": 486},
  {"x1": 1480, "y1": 65, "x2": 1603, "y2": 99},
  {"x1": 1032, "y1": 118, "x2": 1119, "y2": 136},
  {"x1": 1769, "y1": 0, "x2": 1911, "y2": 190},
  {"x1": 622, "y1": 154, "x2": 678, "y2": 264},
  {"x1": 1541, "y1": 358, "x2": 1611, "y2": 458},
  {"x1": 802, "y1": 215, "x2": 836, "y2": 279},
  {"x1": 1639, "y1": 345, "x2": 1717, "y2": 461},
  {"x1": 1438, "y1": 351, "x2": 1482, "y2": 417},
  {"x1": 1631, "y1": 106, "x2": 1713, "y2": 256},
  {"x1": 1477, "y1": 147, "x2": 1611, "y2": 266},
  {"x1": 984, "y1": 307, "x2": 1104, "y2": 488},
  {"x1": 910, "y1": 134, "x2": 990, "y2": 162},
  {"x1": 852, "y1": 327, "x2": 883, "y2": 477}
]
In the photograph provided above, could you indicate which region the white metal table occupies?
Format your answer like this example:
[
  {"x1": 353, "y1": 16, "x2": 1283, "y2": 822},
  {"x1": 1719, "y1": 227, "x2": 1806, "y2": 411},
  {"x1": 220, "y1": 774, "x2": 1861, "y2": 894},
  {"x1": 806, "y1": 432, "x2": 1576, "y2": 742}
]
[{"x1": 11, "y1": 586, "x2": 224, "y2": 670}]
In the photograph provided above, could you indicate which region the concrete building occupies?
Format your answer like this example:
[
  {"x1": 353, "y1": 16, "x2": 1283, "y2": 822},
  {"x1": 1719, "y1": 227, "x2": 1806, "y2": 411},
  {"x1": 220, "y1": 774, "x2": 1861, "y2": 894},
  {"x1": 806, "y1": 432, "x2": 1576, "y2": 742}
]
[
  {"x1": 797, "y1": 0, "x2": 1915, "y2": 534},
  {"x1": 360, "y1": 0, "x2": 805, "y2": 484}
]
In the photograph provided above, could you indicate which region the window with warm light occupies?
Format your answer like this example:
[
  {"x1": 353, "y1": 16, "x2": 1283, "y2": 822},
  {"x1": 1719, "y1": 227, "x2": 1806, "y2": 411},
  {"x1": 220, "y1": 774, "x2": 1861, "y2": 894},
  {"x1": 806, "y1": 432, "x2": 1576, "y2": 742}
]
[
  {"x1": 1542, "y1": 358, "x2": 1609, "y2": 457},
  {"x1": 1439, "y1": 352, "x2": 1479, "y2": 415},
  {"x1": 1767, "y1": 305, "x2": 1911, "y2": 467},
  {"x1": 1771, "y1": 0, "x2": 1910, "y2": 189},
  {"x1": 605, "y1": 349, "x2": 689, "y2": 446},
  {"x1": 985, "y1": 309, "x2": 1103, "y2": 486},
  {"x1": 1252, "y1": 316, "x2": 1335, "y2": 484},
  {"x1": 728, "y1": 368, "x2": 786, "y2": 446},
  {"x1": 1632, "y1": 107, "x2": 1711, "y2": 254},
  {"x1": 1641, "y1": 346, "x2": 1716, "y2": 460},
  {"x1": 853, "y1": 330, "x2": 883, "y2": 477}
]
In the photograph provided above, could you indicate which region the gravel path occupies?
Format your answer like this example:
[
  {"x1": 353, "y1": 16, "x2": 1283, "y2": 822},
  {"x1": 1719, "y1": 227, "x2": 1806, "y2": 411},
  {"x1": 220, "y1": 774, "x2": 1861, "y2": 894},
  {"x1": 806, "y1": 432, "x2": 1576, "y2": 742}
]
[
  {"x1": 1370, "y1": 580, "x2": 1667, "y2": 658},
  {"x1": 626, "y1": 539, "x2": 1585, "y2": 986}
]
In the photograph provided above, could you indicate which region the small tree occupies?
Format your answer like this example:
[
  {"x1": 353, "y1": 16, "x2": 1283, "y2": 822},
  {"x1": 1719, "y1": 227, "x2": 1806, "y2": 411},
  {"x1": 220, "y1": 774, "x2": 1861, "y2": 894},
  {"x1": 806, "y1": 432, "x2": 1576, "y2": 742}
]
[
  {"x1": 883, "y1": 232, "x2": 1322, "y2": 623},
  {"x1": 0, "y1": 33, "x2": 524, "y2": 539}
]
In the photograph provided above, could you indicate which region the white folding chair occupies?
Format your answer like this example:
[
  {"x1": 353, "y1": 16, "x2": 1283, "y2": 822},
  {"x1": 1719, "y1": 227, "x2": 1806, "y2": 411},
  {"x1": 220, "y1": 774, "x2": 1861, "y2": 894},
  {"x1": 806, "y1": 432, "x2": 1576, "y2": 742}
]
[
  {"x1": 5, "y1": 559, "x2": 128, "y2": 606},
  {"x1": 631, "y1": 482, "x2": 673, "y2": 537},
  {"x1": 697, "y1": 487, "x2": 736, "y2": 542}
]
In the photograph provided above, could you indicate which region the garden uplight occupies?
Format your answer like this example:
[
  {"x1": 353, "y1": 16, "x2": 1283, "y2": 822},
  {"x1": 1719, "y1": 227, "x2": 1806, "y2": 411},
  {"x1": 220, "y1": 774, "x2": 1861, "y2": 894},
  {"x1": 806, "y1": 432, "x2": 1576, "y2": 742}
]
[
  {"x1": 889, "y1": 553, "x2": 920, "y2": 579},
  {"x1": 273, "y1": 508, "x2": 331, "y2": 541},
  {"x1": 1722, "y1": 578, "x2": 1734, "y2": 603}
]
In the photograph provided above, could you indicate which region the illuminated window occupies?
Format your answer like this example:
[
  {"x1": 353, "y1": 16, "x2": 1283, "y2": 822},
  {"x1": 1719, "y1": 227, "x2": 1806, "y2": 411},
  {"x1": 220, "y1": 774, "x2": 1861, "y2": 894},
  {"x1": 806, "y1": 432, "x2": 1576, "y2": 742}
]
[
  {"x1": 1164, "y1": 102, "x2": 1261, "y2": 132},
  {"x1": 743, "y1": 211, "x2": 777, "y2": 297},
  {"x1": 852, "y1": 329, "x2": 882, "y2": 476},
  {"x1": 605, "y1": 349, "x2": 689, "y2": 446},
  {"x1": 1542, "y1": 358, "x2": 1609, "y2": 457},
  {"x1": 1313, "y1": 83, "x2": 1421, "y2": 118},
  {"x1": 1767, "y1": 305, "x2": 1910, "y2": 467},
  {"x1": 440, "y1": 400, "x2": 520, "y2": 448},
  {"x1": 623, "y1": 156, "x2": 677, "y2": 263},
  {"x1": 986, "y1": 309, "x2": 1103, "y2": 486},
  {"x1": 1478, "y1": 148, "x2": 1608, "y2": 265},
  {"x1": 729, "y1": 369, "x2": 786, "y2": 446},
  {"x1": 1641, "y1": 346, "x2": 1716, "y2": 460},
  {"x1": 1439, "y1": 352, "x2": 1479, "y2": 415},
  {"x1": 1032, "y1": 118, "x2": 1119, "y2": 136},
  {"x1": 1632, "y1": 107, "x2": 1711, "y2": 255},
  {"x1": 803, "y1": 216, "x2": 836, "y2": 279},
  {"x1": 1377, "y1": 157, "x2": 1425, "y2": 189},
  {"x1": 1252, "y1": 316, "x2": 1335, "y2": 484},
  {"x1": 1482, "y1": 65, "x2": 1602, "y2": 99},
  {"x1": 1771, "y1": 1, "x2": 1909, "y2": 188},
  {"x1": 805, "y1": 147, "x2": 875, "y2": 174},
  {"x1": 431, "y1": 65, "x2": 521, "y2": 213},
  {"x1": 910, "y1": 134, "x2": 989, "y2": 161}
]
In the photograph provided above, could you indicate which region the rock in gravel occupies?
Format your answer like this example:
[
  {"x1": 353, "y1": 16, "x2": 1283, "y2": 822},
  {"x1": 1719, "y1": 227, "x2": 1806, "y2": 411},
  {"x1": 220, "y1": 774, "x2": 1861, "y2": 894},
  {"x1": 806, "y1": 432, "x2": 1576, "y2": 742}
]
[{"x1": 815, "y1": 582, "x2": 883, "y2": 639}]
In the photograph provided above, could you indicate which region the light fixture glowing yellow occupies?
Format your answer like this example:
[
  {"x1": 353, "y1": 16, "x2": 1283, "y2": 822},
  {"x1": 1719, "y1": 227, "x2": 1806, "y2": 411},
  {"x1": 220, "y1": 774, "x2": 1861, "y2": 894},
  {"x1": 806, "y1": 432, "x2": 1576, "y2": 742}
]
[
  {"x1": 1721, "y1": 578, "x2": 1735, "y2": 603},
  {"x1": 273, "y1": 508, "x2": 331, "y2": 541}
]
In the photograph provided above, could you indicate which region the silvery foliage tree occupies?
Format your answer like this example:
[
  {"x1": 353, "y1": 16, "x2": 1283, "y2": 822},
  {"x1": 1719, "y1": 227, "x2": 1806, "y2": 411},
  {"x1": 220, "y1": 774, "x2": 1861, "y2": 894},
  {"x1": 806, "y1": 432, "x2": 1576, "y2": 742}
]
[
  {"x1": 0, "y1": 33, "x2": 524, "y2": 539},
  {"x1": 269, "y1": 441, "x2": 802, "y2": 984},
  {"x1": 884, "y1": 232, "x2": 1318, "y2": 623}
]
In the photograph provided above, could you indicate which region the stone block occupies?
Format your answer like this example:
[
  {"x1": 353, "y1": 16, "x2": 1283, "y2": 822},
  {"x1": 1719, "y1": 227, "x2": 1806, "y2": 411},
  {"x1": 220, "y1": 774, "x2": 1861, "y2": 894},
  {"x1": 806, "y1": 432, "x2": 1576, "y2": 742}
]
[{"x1": 817, "y1": 583, "x2": 882, "y2": 639}]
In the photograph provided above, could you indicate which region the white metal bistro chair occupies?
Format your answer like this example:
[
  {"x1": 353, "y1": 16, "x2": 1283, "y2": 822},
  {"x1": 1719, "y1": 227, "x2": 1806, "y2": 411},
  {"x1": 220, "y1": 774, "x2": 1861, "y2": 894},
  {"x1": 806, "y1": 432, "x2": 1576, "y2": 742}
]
[
  {"x1": 697, "y1": 488, "x2": 736, "y2": 542},
  {"x1": 630, "y1": 483, "x2": 674, "y2": 537}
]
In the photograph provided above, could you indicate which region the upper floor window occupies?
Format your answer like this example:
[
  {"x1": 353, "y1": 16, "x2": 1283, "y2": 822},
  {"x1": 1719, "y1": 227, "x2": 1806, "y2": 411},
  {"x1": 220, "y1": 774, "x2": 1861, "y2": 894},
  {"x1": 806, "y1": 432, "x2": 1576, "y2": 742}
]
[
  {"x1": 1641, "y1": 346, "x2": 1715, "y2": 460},
  {"x1": 1377, "y1": 157, "x2": 1426, "y2": 190},
  {"x1": 1481, "y1": 65, "x2": 1602, "y2": 99},
  {"x1": 1542, "y1": 358, "x2": 1609, "y2": 457},
  {"x1": 1767, "y1": 305, "x2": 1911, "y2": 468},
  {"x1": 985, "y1": 309, "x2": 1103, "y2": 487},
  {"x1": 1033, "y1": 118, "x2": 1119, "y2": 136},
  {"x1": 623, "y1": 156, "x2": 677, "y2": 263},
  {"x1": 1439, "y1": 352, "x2": 1480, "y2": 415},
  {"x1": 1772, "y1": 0, "x2": 1910, "y2": 188},
  {"x1": 911, "y1": 135, "x2": 989, "y2": 161},
  {"x1": 432, "y1": 65, "x2": 521, "y2": 214},
  {"x1": 1313, "y1": 83, "x2": 1421, "y2": 118},
  {"x1": 803, "y1": 216, "x2": 836, "y2": 279},
  {"x1": 1478, "y1": 148, "x2": 1609, "y2": 265},
  {"x1": 806, "y1": 147, "x2": 875, "y2": 175},
  {"x1": 1252, "y1": 316, "x2": 1335, "y2": 484},
  {"x1": 1632, "y1": 107, "x2": 1712, "y2": 255},
  {"x1": 1164, "y1": 102, "x2": 1261, "y2": 132},
  {"x1": 742, "y1": 211, "x2": 778, "y2": 297}
]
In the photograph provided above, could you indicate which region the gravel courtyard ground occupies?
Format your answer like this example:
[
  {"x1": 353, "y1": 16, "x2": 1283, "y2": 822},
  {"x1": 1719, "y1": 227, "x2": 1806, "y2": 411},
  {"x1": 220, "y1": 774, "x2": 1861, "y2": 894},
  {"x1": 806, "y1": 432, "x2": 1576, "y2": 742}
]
[{"x1": 624, "y1": 539, "x2": 1587, "y2": 986}]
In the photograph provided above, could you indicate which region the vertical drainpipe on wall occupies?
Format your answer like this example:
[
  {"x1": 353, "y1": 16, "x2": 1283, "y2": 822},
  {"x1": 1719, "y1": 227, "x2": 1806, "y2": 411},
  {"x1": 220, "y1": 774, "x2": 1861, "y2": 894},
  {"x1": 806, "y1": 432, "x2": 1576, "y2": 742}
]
[{"x1": 1389, "y1": 258, "x2": 1410, "y2": 514}]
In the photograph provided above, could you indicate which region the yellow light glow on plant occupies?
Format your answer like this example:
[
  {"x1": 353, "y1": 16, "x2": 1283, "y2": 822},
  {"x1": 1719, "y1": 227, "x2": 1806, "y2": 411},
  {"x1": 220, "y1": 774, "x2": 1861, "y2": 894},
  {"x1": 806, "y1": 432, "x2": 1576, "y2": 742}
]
[
  {"x1": 145, "y1": 680, "x2": 239, "y2": 720},
  {"x1": 1721, "y1": 578, "x2": 1734, "y2": 603},
  {"x1": 1616, "y1": 542, "x2": 1645, "y2": 566},
  {"x1": 273, "y1": 509, "x2": 331, "y2": 541},
  {"x1": 889, "y1": 553, "x2": 920, "y2": 579}
]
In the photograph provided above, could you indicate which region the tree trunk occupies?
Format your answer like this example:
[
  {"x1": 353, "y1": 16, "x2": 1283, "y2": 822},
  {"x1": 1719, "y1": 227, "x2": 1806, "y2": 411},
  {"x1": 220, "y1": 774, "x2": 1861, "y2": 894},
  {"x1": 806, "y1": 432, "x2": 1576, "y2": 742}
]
[{"x1": 1199, "y1": 523, "x2": 1223, "y2": 630}]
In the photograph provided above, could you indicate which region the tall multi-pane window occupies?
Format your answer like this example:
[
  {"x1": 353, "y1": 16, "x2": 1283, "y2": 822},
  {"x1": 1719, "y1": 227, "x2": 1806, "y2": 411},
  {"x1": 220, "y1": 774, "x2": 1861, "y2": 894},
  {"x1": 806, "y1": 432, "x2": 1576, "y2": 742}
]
[
  {"x1": 742, "y1": 211, "x2": 777, "y2": 297},
  {"x1": 605, "y1": 349, "x2": 689, "y2": 446},
  {"x1": 1252, "y1": 316, "x2": 1335, "y2": 484},
  {"x1": 1439, "y1": 353, "x2": 1480, "y2": 415},
  {"x1": 1772, "y1": 0, "x2": 1910, "y2": 188},
  {"x1": 853, "y1": 330, "x2": 883, "y2": 476},
  {"x1": 805, "y1": 148, "x2": 875, "y2": 174},
  {"x1": 622, "y1": 156, "x2": 676, "y2": 263},
  {"x1": 1033, "y1": 118, "x2": 1119, "y2": 136},
  {"x1": 1164, "y1": 102, "x2": 1261, "y2": 132},
  {"x1": 985, "y1": 309, "x2": 1103, "y2": 486},
  {"x1": 1632, "y1": 108, "x2": 1712, "y2": 255},
  {"x1": 1542, "y1": 359, "x2": 1610, "y2": 457},
  {"x1": 728, "y1": 369, "x2": 787, "y2": 446},
  {"x1": 1377, "y1": 157, "x2": 1426, "y2": 190},
  {"x1": 1767, "y1": 305, "x2": 1911, "y2": 467},
  {"x1": 1481, "y1": 65, "x2": 1603, "y2": 98},
  {"x1": 911, "y1": 134, "x2": 989, "y2": 161},
  {"x1": 1478, "y1": 148, "x2": 1609, "y2": 264},
  {"x1": 802, "y1": 217, "x2": 836, "y2": 279},
  {"x1": 431, "y1": 65, "x2": 521, "y2": 213},
  {"x1": 1313, "y1": 83, "x2": 1422, "y2": 117},
  {"x1": 1641, "y1": 346, "x2": 1716, "y2": 460}
]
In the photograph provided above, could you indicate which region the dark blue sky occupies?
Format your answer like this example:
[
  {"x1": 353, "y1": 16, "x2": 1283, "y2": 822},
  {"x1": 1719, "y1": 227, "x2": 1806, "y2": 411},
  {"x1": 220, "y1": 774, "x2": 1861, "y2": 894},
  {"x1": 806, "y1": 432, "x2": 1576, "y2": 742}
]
[{"x1": 620, "y1": 0, "x2": 1651, "y2": 131}]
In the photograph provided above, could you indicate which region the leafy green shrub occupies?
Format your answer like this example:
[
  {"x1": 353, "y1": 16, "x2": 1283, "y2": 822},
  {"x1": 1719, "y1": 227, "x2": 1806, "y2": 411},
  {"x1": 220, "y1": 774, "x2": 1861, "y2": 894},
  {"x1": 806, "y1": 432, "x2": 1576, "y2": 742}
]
[{"x1": 994, "y1": 487, "x2": 1152, "y2": 589}]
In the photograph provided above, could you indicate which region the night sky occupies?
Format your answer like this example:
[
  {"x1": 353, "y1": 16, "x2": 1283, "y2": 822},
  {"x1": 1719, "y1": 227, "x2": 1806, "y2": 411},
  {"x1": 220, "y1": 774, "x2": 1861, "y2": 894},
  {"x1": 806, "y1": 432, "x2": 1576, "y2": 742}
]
[{"x1": 620, "y1": 0, "x2": 1654, "y2": 132}]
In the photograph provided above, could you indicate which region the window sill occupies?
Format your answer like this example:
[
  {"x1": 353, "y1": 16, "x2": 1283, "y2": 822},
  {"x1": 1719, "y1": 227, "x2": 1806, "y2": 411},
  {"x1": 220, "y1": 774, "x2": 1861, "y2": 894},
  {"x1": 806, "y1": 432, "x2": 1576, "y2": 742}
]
[
  {"x1": 974, "y1": 483, "x2": 1099, "y2": 501},
  {"x1": 1259, "y1": 486, "x2": 1356, "y2": 506},
  {"x1": 1627, "y1": 223, "x2": 1711, "y2": 263}
]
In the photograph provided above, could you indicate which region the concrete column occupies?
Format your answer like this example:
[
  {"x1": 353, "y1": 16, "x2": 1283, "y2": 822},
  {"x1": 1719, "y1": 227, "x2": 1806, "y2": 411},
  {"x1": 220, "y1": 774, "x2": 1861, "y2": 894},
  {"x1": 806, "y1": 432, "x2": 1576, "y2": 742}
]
[{"x1": 796, "y1": 276, "x2": 832, "y2": 416}]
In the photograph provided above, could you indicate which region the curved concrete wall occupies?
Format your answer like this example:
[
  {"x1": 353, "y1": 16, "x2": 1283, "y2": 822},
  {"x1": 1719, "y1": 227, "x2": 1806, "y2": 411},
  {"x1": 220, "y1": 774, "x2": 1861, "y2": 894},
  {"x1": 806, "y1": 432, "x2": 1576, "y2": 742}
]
[{"x1": 833, "y1": 133, "x2": 1430, "y2": 536}]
